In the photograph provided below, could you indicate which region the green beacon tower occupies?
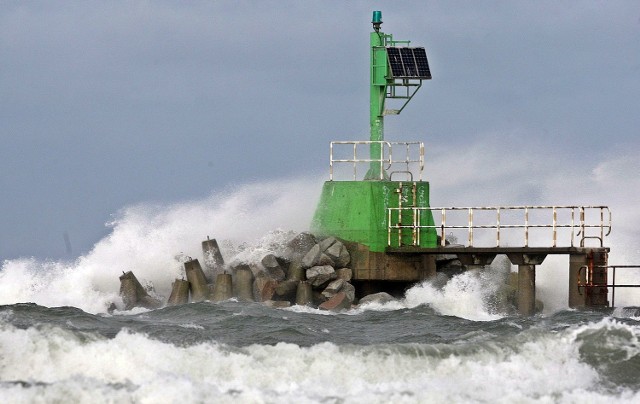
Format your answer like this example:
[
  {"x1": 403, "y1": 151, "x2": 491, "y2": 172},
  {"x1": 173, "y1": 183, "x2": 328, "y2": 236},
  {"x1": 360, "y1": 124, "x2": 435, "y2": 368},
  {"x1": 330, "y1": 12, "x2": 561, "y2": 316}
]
[{"x1": 312, "y1": 11, "x2": 437, "y2": 287}]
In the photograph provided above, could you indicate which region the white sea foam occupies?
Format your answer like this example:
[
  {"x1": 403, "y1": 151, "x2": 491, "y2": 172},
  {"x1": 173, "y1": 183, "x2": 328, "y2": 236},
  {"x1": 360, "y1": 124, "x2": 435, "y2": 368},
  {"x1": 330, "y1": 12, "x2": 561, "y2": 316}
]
[
  {"x1": 0, "y1": 176, "x2": 322, "y2": 314},
  {"x1": 1, "y1": 319, "x2": 639, "y2": 403},
  {"x1": 1, "y1": 141, "x2": 639, "y2": 315}
]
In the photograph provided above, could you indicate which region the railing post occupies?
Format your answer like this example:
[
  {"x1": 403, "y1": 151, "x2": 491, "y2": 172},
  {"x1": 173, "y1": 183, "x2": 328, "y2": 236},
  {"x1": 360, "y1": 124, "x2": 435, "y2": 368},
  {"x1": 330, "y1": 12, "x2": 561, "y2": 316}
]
[
  {"x1": 496, "y1": 208, "x2": 501, "y2": 247},
  {"x1": 352, "y1": 143, "x2": 357, "y2": 180},
  {"x1": 329, "y1": 142, "x2": 334, "y2": 181},
  {"x1": 570, "y1": 208, "x2": 575, "y2": 247},
  {"x1": 441, "y1": 208, "x2": 446, "y2": 246},
  {"x1": 413, "y1": 207, "x2": 418, "y2": 246},
  {"x1": 600, "y1": 207, "x2": 604, "y2": 243},
  {"x1": 524, "y1": 207, "x2": 529, "y2": 247},
  {"x1": 552, "y1": 207, "x2": 557, "y2": 248},
  {"x1": 387, "y1": 208, "x2": 392, "y2": 247},
  {"x1": 468, "y1": 208, "x2": 473, "y2": 247},
  {"x1": 580, "y1": 207, "x2": 585, "y2": 246}
]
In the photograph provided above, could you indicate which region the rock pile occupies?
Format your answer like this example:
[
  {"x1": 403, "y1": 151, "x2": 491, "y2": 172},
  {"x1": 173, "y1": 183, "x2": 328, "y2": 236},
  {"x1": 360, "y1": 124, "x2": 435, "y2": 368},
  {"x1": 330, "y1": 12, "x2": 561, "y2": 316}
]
[
  {"x1": 118, "y1": 233, "x2": 376, "y2": 312},
  {"x1": 248, "y1": 234, "x2": 356, "y2": 310}
]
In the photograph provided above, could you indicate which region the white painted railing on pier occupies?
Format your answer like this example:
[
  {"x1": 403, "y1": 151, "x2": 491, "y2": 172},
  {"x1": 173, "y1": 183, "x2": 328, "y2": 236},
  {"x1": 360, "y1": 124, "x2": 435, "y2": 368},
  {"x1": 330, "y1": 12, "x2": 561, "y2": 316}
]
[
  {"x1": 329, "y1": 140, "x2": 424, "y2": 181},
  {"x1": 387, "y1": 205, "x2": 612, "y2": 248}
]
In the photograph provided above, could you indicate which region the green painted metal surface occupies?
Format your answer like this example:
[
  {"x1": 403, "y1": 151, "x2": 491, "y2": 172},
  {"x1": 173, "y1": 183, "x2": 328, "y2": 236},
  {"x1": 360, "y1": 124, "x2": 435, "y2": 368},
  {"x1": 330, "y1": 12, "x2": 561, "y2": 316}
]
[
  {"x1": 311, "y1": 181, "x2": 437, "y2": 252},
  {"x1": 365, "y1": 27, "x2": 388, "y2": 180},
  {"x1": 311, "y1": 11, "x2": 436, "y2": 251}
]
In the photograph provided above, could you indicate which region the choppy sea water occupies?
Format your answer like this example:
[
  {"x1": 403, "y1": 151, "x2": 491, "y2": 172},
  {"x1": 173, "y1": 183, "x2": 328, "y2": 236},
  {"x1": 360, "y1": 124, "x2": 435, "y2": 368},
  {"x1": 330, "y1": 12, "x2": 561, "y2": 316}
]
[
  {"x1": 2, "y1": 165, "x2": 640, "y2": 403},
  {"x1": 1, "y1": 300, "x2": 640, "y2": 403}
]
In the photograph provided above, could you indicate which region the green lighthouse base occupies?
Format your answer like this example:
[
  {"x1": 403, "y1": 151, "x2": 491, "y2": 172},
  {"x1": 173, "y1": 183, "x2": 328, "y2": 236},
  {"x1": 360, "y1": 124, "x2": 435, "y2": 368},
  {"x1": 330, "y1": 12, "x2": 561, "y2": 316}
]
[
  {"x1": 311, "y1": 180, "x2": 437, "y2": 252},
  {"x1": 311, "y1": 180, "x2": 438, "y2": 290}
]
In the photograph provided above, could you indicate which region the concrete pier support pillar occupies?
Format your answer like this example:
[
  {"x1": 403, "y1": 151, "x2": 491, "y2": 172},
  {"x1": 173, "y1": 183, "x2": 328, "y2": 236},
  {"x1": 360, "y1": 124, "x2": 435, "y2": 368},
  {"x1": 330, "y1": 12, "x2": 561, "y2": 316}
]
[
  {"x1": 569, "y1": 249, "x2": 609, "y2": 308},
  {"x1": 569, "y1": 254, "x2": 588, "y2": 308},
  {"x1": 517, "y1": 264, "x2": 536, "y2": 316},
  {"x1": 212, "y1": 273, "x2": 233, "y2": 302},
  {"x1": 185, "y1": 259, "x2": 210, "y2": 302},
  {"x1": 233, "y1": 267, "x2": 254, "y2": 302},
  {"x1": 167, "y1": 279, "x2": 190, "y2": 306},
  {"x1": 588, "y1": 250, "x2": 609, "y2": 307}
]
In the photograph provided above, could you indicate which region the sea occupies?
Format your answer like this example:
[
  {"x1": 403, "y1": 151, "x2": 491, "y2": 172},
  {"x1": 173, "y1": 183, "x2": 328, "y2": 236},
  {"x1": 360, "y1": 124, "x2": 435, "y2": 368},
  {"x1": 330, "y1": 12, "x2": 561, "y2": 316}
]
[{"x1": 2, "y1": 149, "x2": 640, "y2": 403}]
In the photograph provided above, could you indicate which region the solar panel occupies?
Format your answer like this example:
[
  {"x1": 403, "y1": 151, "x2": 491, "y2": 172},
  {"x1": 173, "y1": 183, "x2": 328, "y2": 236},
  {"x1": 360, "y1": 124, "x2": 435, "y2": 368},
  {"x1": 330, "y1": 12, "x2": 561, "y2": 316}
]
[
  {"x1": 413, "y1": 47, "x2": 431, "y2": 79},
  {"x1": 400, "y1": 48, "x2": 417, "y2": 77},
  {"x1": 385, "y1": 47, "x2": 431, "y2": 79},
  {"x1": 387, "y1": 47, "x2": 404, "y2": 77}
]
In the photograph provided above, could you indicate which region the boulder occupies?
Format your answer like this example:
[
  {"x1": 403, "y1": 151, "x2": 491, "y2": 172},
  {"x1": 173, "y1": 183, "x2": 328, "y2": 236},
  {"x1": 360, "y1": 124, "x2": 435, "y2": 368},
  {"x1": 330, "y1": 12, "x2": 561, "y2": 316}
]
[
  {"x1": 253, "y1": 276, "x2": 277, "y2": 302},
  {"x1": 316, "y1": 253, "x2": 335, "y2": 267},
  {"x1": 358, "y1": 292, "x2": 395, "y2": 305},
  {"x1": 301, "y1": 244, "x2": 321, "y2": 268},
  {"x1": 321, "y1": 279, "x2": 356, "y2": 303},
  {"x1": 261, "y1": 254, "x2": 286, "y2": 281},
  {"x1": 319, "y1": 292, "x2": 352, "y2": 312},
  {"x1": 342, "y1": 282, "x2": 356, "y2": 303},
  {"x1": 321, "y1": 279, "x2": 346, "y2": 299},
  {"x1": 275, "y1": 279, "x2": 299, "y2": 301},
  {"x1": 313, "y1": 291, "x2": 328, "y2": 306},
  {"x1": 306, "y1": 265, "x2": 337, "y2": 288},
  {"x1": 325, "y1": 240, "x2": 350, "y2": 267},
  {"x1": 285, "y1": 232, "x2": 317, "y2": 261},
  {"x1": 232, "y1": 262, "x2": 265, "y2": 278},
  {"x1": 318, "y1": 237, "x2": 337, "y2": 252}
]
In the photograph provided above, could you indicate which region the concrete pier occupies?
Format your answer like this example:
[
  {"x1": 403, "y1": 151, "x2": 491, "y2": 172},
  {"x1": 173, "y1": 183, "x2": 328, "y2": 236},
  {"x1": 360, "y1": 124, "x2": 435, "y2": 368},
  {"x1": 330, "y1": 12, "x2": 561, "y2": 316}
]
[
  {"x1": 386, "y1": 246, "x2": 613, "y2": 315},
  {"x1": 568, "y1": 254, "x2": 588, "y2": 308},
  {"x1": 517, "y1": 265, "x2": 536, "y2": 316},
  {"x1": 185, "y1": 259, "x2": 210, "y2": 302},
  {"x1": 569, "y1": 250, "x2": 609, "y2": 308}
]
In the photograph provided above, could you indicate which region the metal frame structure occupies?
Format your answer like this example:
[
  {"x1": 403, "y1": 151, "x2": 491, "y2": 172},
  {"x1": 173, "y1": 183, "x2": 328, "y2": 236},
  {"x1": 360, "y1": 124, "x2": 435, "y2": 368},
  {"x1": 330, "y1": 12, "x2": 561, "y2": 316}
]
[
  {"x1": 329, "y1": 140, "x2": 424, "y2": 181},
  {"x1": 388, "y1": 205, "x2": 612, "y2": 248},
  {"x1": 578, "y1": 265, "x2": 640, "y2": 307}
]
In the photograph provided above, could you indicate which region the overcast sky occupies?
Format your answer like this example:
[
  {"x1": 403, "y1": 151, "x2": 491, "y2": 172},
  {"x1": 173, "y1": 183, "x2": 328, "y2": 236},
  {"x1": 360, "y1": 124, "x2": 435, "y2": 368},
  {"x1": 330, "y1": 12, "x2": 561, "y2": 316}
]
[{"x1": 1, "y1": 1, "x2": 639, "y2": 260}]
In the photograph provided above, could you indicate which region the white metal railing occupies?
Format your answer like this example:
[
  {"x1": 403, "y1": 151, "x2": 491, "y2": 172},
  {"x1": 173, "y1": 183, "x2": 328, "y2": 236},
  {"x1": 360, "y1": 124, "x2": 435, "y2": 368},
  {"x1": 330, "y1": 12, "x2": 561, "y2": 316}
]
[
  {"x1": 387, "y1": 205, "x2": 612, "y2": 248},
  {"x1": 329, "y1": 140, "x2": 424, "y2": 181}
]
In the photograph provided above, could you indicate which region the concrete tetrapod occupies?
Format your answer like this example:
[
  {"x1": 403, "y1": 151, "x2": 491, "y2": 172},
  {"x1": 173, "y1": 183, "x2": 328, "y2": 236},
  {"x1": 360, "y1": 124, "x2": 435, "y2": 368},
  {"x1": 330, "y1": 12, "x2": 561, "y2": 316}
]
[
  {"x1": 233, "y1": 267, "x2": 254, "y2": 302},
  {"x1": 118, "y1": 271, "x2": 162, "y2": 310},
  {"x1": 295, "y1": 281, "x2": 313, "y2": 306},
  {"x1": 202, "y1": 238, "x2": 224, "y2": 282},
  {"x1": 185, "y1": 259, "x2": 210, "y2": 302},
  {"x1": 167, "y1": 279, "x2": 190, "y2": 306},
  {"x1": 212, "y1": 273, "x2": 233, "y2": 302}
]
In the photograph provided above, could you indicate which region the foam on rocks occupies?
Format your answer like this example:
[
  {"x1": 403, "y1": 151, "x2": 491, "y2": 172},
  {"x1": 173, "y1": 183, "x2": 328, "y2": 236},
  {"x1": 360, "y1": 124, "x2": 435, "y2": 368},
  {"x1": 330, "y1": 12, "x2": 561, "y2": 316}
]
[{"x1": 116, "y1": 232, "x2": 360, "y2": 311}]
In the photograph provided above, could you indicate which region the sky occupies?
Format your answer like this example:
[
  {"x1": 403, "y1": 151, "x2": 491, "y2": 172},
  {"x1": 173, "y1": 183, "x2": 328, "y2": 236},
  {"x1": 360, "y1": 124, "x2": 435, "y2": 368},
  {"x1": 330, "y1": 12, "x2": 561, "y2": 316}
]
[{"x1": 1, "y1": 1, "x2": 639, "y2": 260}]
